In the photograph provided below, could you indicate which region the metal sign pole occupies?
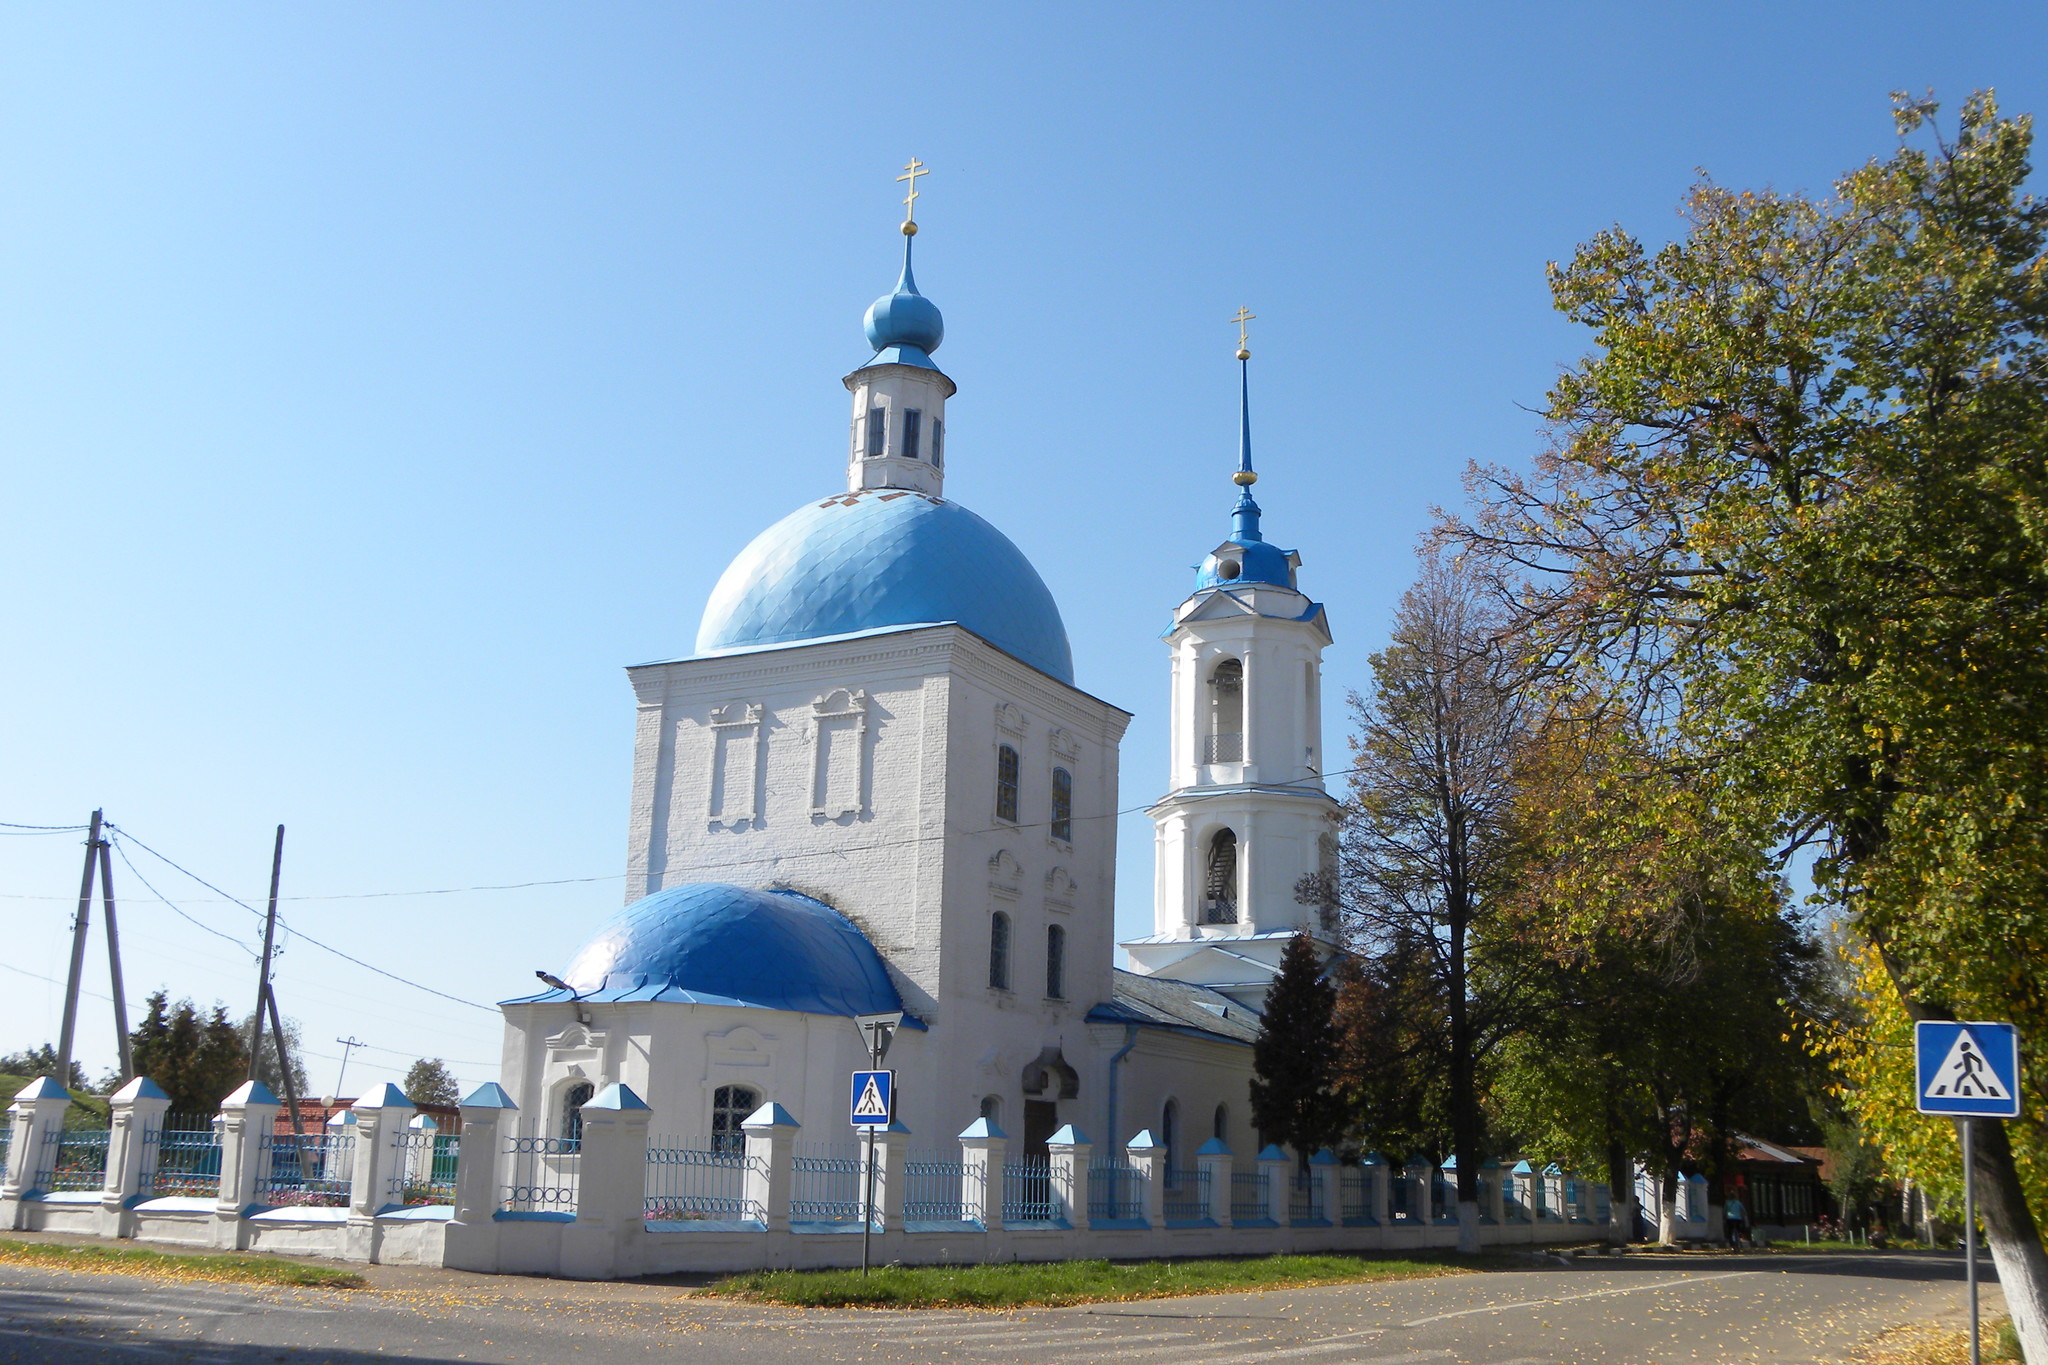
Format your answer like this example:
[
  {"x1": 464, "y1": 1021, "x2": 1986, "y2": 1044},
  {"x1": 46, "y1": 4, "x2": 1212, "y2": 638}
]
[
  {"x1": 860, "y1": 1023, "x2": 880, "y2": 1278},
  {"x1": 1963, "y1": 1117, "x2": 1978, "y2": 1365}
]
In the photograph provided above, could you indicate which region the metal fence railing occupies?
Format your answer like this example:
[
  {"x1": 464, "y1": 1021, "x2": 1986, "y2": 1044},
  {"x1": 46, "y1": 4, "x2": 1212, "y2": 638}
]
[
  {"x1": 1162, "y1": 1166, "x2": 1209, "y2": 1223},
  {"x1": 789, "y1": 1142, "x2": 866, "y2": 1225},
  {"x1": 502, "y1": 1127, "x2": 579, "y2": 1214},
  {"x1": 902, "y1": 1152, "x2": 967, "y2": 1222},
  {"x1": 1340, "y1": 1167, "x2": 1375, "y2": 1223},
  {"x1": 1086, "y1": 1157, "x2": 1145, "y2": 1222},
  {"x1": 256, "y1": 1131, "x2": 355, "y2": 1208},
  {"x1": 142, "y1": 1115, "x2": 222, "y2": 1198},
  {"x1": 392, "y1": 1129, "x2": 460, "y2": 1205},
  {"x1": 1289, "y1": 1170, "x2": 1324, "y2": 1223},
  {"x1": 45, "y1": 1124, "x2": 111, "y2": 1193},
  {"x1": 644, "y1": 1137, "x2": 762, "y2": 1222},
  {"x1": 1230, "y1": 1169, "x2": 1268, "y2": 1224},
  {"x1": 1001, "y1": 1158, "x2": 1056, "y2": 1224}
]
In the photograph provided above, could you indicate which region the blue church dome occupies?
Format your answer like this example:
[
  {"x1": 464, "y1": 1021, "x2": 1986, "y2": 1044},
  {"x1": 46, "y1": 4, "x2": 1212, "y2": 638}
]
[
  {"x1": 547, "y1": 883, "x2": 904, "y2": 1016},
  {"x1": 696, "y1": 488, "x2": 1075, "y2": 683},
  {"x1": 861, "y1": 240, "x2": 944, "y2": 367}
]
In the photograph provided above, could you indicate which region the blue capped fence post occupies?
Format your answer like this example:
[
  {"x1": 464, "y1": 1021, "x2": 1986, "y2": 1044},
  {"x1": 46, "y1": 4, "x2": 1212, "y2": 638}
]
[
  {"x1": 957, "y1": 1118, "x2": 1005, "y2": 1231},
  {"x1": 875, "y1": 1119, "x2": 910, "y2": 1232},
  {"x1": 1, "y1": 1077, "x2": 72, "y2": 1229},
  {"x1": 1125, "y1": 1129, "x2": 1164, "y2": 1228},
  {"x1": 444, "y1": 1083, "x2": 515, "y2": 1272},
  {"x1": 561, "y1": 1082, "x2": 652, "y2": 1280},
  {"x1": 1259, "y1": 1145, "x2": 1291, "y2": 1229},
  {"x1": 1046, "y1": 1124, "x2": 1090, "y2": 1229},
  {"x1": 1195, "y1": 1138, "x2": 1232, "y2": 1227},
  {"x1": 102, "y1": 1076, "x2": 170, "y2": 1237},
  {"x1": 742, "y1": 1102, "x2": 799, "y2": 1234},
  {"x1": 346, "y1": 1083, "x2": 415, "y2": 1262},
  {"x1": 1483, "y1": 1158, "x2": 1506, "y2": 1228},
  {"x1": 1363, "y1": 1152, "x2": 1391, "y2": 1227},
  {"x1": 213, "y1": 1080, "x2": 279, "y2": 1249},
  {"x1": 1406, "y1": 1155, "x2": 1435, "y2": 1228},
  {"x1": 1311, "y1": 1149, "x2": 1340, "y2": 1229}
]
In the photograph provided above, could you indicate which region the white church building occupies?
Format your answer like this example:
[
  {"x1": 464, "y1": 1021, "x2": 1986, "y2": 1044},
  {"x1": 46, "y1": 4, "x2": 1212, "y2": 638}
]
[{"x1": 496, "y1": 202, "x2": 1339, "y2": 1174}]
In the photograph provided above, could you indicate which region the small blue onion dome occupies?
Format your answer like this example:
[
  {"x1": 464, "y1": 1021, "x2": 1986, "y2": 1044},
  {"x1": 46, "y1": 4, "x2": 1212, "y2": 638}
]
[
  {"x1": 863, "y1": 246, "x2": 944, "y2": 357},
  {"x1": 554, "y1": 883, "x2": 903, "y2": 1016},
  {"x1": 697, "y1": 488, "x2": 1074, "y2": 682},
  {"x1": 1195, "y1": 535, "x2": 1296, "y2": 591}
]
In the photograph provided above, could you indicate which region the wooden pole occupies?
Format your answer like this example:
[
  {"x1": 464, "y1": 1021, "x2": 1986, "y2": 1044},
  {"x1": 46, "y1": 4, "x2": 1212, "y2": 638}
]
[
  {"x1": 265, "y1": 987, "x2": 305, "y2": 1137},
  {"x1": 244, "y1": 825, "x2": 286, "y2": 1081},
  {"x1": 54, "y1": 809, "x2": 103, "y2": 1090},
  {"x1": 97, "y1": 839, "x2": 133, "y2": 1081}
]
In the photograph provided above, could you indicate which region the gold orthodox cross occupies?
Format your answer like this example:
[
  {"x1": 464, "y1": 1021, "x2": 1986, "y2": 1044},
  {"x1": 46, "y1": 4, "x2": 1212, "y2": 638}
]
[
  {"x1": 1233, "y1": 306, "x2": 1255, "y2": 359},
  {"x1": 897, "y1": 158, "x2": 929, "y2": 232}
]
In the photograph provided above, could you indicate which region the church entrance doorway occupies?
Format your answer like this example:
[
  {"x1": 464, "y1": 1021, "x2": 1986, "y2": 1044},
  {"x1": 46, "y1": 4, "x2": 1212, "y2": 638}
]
[{"x1": 1022, "y1": 1099, "x2": 1058, "y2": 1156}]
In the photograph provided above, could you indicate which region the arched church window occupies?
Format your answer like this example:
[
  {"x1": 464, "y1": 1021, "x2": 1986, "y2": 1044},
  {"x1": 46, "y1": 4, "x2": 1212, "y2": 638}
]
[
  {"x1": 995, "y1": 745, "x2": 1020, "y2": 823},
  {"x1": 1206, "y1": 659, "x2": 1244, "y2": 763},
  {"x1": 864, "y1": 405, "x2": 886, "y2": 458},
  {"x1": 988, "y1": 911, "x2": 1011, "y2": 990},
  {"x1": 1050, "y1": 767, "x2": 1073, "y2": 843},
  {"x1": 711, "y1": 1084, "x2": 759, "y2": 1155},
  {"x1": 1202, "y1": 829, "x2": 1239, "y2": 924},
  {"x1": 1045, "y1": 923, "x2": 1066, "y2": 999},
  {"x1": 1214, "y1": 1103, "x2": 1229, "y2": 1144},
  {"x1": 560, "y1": 1080, "x2": 595, "y2": 1145},
  {"x1": 902, "y1": 408, "x2": 922, "y2": 460},
  {"x1": 979, "y1": 1095, "x2": 1002, "y2": 1128},
  {"x1": 931, "y1": 418, "x2": 943, "y2": 468},
  {"x1": 1162, "y1": 1099, "x2": 1180, "y2": 1187}
]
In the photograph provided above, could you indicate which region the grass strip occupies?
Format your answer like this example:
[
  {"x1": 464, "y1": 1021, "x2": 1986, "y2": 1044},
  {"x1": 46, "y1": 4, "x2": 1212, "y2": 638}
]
[
  {"x1": 1861, "y1": 1316, "x2": 2020, "y2": 1363},
  {"x1": 0, "y1": 1239, "x2": 365, "y2": 1289},
  {"x1": 707, "y1": 1252, "x2": 1476, "y2": 1308}
]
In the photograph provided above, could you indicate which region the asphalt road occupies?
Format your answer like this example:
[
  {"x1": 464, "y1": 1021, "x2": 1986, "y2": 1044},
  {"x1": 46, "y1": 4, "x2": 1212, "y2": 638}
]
[{"x1": 0, "y1": 1251, "x2": 1997, "y2": 1365}]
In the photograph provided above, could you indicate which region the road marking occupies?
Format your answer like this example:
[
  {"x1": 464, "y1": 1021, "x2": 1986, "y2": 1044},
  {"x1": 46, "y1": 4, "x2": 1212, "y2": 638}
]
[{"x1": 1400, "y1": 1270, "x2": 1768, "y2": 1325}]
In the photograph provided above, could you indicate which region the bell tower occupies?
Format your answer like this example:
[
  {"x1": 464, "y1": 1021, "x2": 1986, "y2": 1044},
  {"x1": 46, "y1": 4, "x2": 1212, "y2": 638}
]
[
  {"x1": 844, "y1": 157, "x2": 954, "y2": 498},
  {"x1": 1121, "y1": 312, "x2": 1338, "y2": 1010}
]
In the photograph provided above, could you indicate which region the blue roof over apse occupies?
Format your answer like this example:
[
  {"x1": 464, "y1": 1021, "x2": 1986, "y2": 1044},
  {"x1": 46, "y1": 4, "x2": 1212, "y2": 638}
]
[
  {"x1": 513, "y1": 883, "x2": 906, "y2": 1016},
  {"x1": 696, "y1": 488, "x2": 1074, "y2": 684}
]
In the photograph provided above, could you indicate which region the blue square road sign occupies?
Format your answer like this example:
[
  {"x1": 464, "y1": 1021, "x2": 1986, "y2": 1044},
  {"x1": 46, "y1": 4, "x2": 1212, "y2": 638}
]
[
  {"x1": 1915, "y1": 1021, "x2": 2021, "y2": 1118},
  {"x1": 850, "y1": 1069, "x2": 894, "y2": 1126}
]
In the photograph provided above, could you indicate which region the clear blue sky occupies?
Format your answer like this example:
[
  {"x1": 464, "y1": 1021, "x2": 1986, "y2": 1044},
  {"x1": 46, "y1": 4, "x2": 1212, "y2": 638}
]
[{"x1": 4, "y1": 3, "x2": 2042, "y2": 1095}]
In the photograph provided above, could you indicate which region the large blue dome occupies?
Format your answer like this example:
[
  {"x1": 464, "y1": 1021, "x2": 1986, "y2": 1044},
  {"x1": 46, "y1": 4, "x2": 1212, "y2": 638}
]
[
  {"x1": 547, "y1": 883, "x2": 903, "y2": 1015},
  {"x1": 696, "y1": 488, "x2": 1075, "y2": 682}
]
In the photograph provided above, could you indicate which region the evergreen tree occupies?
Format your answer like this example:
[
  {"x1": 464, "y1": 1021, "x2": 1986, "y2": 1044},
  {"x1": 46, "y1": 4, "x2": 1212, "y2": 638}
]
[
  {"x1": 130, "y1": 991, "x2": 249, "y2": 1116},
  {"x1": 403, "y1": 1058, "x2": 459, "y2": 1107},
  {"x1": 0, "y1": 1044, "x2": 87, "y2": 1090},
  {"x1": 1249, "y1": 933, "x2": 1344, "y2": 1168}
]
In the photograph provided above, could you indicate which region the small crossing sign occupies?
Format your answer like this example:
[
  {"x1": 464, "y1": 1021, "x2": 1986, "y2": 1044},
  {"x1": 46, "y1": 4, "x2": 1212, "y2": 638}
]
[
  {"x1": 1916, "y1": 1021, "x2": 2021, "y2": 1118},
  {"x1": 850, "y1": 1069, "x2": 894, "y2": 1126}
]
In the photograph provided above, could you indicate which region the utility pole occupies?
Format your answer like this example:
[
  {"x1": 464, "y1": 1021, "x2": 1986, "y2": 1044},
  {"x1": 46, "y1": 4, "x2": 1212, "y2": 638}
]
[
  {"x1": 96, "y1": 837, "x2": 133, "y2": 1080},
  {"x1": 266, "y1": 988, "x2": 305, "y2": 1136},
  {"x1": 244, "y1": 825, "x2": 287, "y2": 1082},
  {"x1": 54, "y1": 809, "x2": 104, "y2": 1091}
]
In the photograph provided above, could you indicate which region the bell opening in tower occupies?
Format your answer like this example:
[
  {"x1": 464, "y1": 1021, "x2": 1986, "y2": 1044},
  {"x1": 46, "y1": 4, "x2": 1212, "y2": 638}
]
[
  {"x1": 1202, "y1": 828, "x2": 1239, "y2": 924},
  {"x1": 1205, "y1": 658, "x2": 1244, "y2": 764}
]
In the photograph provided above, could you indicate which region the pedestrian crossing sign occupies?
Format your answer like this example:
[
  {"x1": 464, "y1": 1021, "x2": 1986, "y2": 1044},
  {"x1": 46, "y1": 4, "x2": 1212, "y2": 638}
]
[
  {"x1": 1916, "y1": 1021, "x2": 2021, "y2": 1118},
  {"x1": 850, "y1": 1069, "x2": 894, "y2": 1126}
]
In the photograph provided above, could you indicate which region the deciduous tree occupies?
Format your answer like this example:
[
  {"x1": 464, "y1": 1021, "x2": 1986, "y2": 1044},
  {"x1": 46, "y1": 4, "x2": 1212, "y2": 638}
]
[{"x1": 1442, "y1": 91, "x2": 2048, "y2": 1350}]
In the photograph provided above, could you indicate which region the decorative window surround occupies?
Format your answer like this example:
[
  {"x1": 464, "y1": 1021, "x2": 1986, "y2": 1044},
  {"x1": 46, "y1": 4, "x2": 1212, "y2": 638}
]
[
  {"x1": 988, "y1": 849, "x2": 1023, "y2": 900},
  {"x1": 706, "y1": 702, "x2": 764, "y2": 829},
  {"x1": 809, "y1": 688, "x2": 869, "y2": 820}
]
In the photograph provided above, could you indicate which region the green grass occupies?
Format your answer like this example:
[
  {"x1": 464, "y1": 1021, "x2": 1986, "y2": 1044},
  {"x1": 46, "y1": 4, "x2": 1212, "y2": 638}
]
[
  {"x1": 0, "y1": 1239, "x2": 365, "y2": 1289},
  {"x1": 706, "y1": 1253, "x2": 1477, "y2": 1308},
  {"x1": 0, "y1": 1073, "x2": 110, "y2": 1126}
]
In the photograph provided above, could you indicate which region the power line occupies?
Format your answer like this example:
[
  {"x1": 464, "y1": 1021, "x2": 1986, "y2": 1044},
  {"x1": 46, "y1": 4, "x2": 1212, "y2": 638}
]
[
  {"x1": 107, "y1": 826, "x2": 496, "y2": 1014},
  {"x1": 108, "y1": 838, "x2": 257, "y2": 957}
]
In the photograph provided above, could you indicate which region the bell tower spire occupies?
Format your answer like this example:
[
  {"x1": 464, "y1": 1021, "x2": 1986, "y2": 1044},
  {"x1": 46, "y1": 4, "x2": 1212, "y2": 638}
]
[
  {"x1": 844, "y1": 158, "x2": 956, "y2": 498},
  {"x1": 1120, "y1": 310, "x2": 1339, "y2": 1011}
]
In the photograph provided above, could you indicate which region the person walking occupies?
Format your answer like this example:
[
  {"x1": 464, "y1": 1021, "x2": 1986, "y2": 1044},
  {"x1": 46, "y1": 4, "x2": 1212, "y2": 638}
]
[{"x1": 1725, "y1": 1192, "x2": 1749, "y2": 1251}]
